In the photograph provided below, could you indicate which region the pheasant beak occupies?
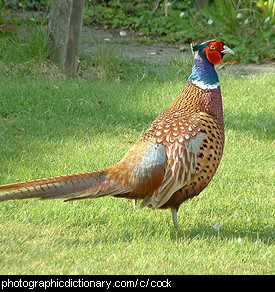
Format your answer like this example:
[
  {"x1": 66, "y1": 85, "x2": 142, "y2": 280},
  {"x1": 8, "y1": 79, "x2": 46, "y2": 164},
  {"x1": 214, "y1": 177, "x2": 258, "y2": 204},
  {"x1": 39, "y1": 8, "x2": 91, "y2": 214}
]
[{"x1": 221, "y1": 45, "x2": 234, "y2": 55}]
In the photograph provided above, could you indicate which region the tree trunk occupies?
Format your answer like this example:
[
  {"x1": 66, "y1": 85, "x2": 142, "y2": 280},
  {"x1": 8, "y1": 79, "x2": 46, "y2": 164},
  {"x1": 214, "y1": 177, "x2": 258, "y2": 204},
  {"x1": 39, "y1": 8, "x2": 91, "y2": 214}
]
[{"x1": 49, "y1": 0, "x2": 85, "y2": 76}]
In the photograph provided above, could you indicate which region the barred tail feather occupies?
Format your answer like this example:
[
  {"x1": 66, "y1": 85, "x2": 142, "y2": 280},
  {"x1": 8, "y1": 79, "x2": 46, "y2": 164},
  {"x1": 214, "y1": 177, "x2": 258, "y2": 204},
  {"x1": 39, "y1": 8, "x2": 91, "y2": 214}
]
[{"x1": 0, "y1": 170, "x2": 130, "y2": 202}]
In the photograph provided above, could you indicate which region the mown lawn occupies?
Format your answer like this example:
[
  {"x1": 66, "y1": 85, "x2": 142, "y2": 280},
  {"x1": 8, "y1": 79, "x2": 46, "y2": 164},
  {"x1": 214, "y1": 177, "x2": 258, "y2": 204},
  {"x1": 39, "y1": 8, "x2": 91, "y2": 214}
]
[{"x1": 0, "y1": 63, "x2": 274, "y2": 275}]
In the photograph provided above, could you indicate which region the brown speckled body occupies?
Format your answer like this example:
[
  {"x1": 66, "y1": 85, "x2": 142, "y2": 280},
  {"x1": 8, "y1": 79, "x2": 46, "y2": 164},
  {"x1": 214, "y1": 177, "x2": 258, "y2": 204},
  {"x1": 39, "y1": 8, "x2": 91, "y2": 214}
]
[
  {"x1": 161, "y1": 110, "x2": 224, "y2": 209},
  {"x1": 139, "y1": 81, "x2": 225, "y2": 210}
]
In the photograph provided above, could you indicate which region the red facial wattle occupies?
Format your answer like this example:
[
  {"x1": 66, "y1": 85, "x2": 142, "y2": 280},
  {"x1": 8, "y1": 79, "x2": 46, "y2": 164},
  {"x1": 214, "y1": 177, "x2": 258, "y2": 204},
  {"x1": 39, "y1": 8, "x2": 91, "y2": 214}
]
[{"x1": 205, "y1": 41, "x2": 224, "y2": 65}]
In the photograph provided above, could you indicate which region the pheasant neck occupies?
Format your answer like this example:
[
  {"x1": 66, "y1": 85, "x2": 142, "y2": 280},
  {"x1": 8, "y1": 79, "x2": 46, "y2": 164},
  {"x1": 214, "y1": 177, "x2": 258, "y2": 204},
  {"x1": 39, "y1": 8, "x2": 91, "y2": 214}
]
[{"x1": 188, "y1": 55, "x2": 219, "y2": 90}]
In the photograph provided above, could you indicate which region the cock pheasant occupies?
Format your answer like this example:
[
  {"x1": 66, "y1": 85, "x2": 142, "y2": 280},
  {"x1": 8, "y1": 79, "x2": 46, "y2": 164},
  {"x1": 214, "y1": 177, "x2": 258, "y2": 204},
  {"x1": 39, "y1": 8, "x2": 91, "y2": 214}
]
[{"x1": 0, "y1": 40, "x2": 234, "y2": 227}]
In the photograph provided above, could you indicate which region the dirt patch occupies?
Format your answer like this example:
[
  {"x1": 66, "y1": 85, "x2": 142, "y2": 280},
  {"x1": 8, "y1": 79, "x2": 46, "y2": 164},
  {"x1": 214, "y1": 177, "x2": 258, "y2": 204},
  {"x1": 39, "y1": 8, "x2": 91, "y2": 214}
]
[
  {"x1": 81, "y1": 26, "x2": 275, "y2": 76},
  {"x1": 80, "y1": 26, "x2": 190, "y2": 64}
]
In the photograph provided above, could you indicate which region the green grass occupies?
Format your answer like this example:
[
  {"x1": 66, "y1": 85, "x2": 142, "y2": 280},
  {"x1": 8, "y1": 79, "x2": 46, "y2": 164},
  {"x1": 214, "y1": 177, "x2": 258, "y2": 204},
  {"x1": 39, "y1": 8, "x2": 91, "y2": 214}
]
[{"x1": 0, "y1": 62, "x2": 274, "y2": 274}]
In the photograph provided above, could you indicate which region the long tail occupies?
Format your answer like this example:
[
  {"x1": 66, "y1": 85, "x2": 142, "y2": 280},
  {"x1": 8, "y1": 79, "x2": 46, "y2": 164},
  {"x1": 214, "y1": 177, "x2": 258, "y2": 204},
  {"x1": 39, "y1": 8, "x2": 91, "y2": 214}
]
[{"x1": 0, "y1": 170, "x2": 130, "y2": 202}]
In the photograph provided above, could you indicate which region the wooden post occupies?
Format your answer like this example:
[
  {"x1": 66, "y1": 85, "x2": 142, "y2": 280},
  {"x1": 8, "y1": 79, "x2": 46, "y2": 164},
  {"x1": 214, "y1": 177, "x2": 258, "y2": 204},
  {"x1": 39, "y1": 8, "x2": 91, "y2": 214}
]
[
  {"x1": 49, "y1": 0, "x2": 85, "y2": 76},
  {"x1": 165, "y1": 0, "x2": 168, "y2": 17}
]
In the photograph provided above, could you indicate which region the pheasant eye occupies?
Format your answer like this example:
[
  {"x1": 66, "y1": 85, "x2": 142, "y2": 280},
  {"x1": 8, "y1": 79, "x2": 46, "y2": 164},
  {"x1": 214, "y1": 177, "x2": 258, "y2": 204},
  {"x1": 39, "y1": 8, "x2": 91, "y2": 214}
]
[{"x1": 209, "y1": 45, "x2": 215, "y2": 50}]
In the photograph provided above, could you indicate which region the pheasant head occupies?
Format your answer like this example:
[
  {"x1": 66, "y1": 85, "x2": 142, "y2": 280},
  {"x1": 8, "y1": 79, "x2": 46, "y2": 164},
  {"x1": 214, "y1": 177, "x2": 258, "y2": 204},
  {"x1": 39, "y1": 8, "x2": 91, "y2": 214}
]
[
  {"x1": 188, "y1": 40, "x2": 234, "y2": 90},
  {"x1": 191, "y1": 40, "x2": 234, "y2": 64}
]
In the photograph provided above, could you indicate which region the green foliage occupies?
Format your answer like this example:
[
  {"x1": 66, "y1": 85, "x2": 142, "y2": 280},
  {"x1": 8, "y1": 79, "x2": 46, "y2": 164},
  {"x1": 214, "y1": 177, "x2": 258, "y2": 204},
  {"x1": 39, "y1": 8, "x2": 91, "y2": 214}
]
[
  {"x1": 256, "y1": 0, "x2": 275, "y2": 21},
  {"x1": 0, "y1": 1, "x2": 51, "y2": 64},
  {"x1": 203, "y1": 0, "x2": 275, "y2": 63},
  {"x1": 1, "y1": 0, "x2": 51, "y2": 11},
  {"x1": 84, "y1": 0, "x2": 275, "y2": 63},
  {"x1": 1, "y1": 0, "x2": 274, "y2": 63},
  {"x1": 204, "y1": 0, "x2": 238, "y2": 35},
  {"x1": 0, "y1": 22, "x2": 51, "y2": 63}
]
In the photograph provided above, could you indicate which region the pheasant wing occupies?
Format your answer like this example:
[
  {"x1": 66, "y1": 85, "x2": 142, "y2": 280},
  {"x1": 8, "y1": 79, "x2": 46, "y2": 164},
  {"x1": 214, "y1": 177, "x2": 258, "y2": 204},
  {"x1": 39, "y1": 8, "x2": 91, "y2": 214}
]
[{"x1": 141, "y1": 112, "x2": 205, "y2": 208}]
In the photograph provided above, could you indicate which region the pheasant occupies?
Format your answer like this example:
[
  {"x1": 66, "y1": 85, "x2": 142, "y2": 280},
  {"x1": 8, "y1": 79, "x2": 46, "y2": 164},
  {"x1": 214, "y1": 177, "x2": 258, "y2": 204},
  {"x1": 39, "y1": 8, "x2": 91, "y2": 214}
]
[{"x1": 0, "y1": 40, "x2": 234, "y2": 227}]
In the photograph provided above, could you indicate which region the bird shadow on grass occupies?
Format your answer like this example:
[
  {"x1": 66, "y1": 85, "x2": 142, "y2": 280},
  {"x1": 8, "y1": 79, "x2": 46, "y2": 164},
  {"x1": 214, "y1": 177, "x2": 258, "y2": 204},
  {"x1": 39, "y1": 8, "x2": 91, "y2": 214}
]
[
  {"x1": 71, "y1": 205, "x2": 274, "y2": 247},
  {"x1": 167, "y1": 223, "x2": 274, "y2": 246},
  {"x1": 70, "y1": 221, "x2": 274, "y2": 248}
]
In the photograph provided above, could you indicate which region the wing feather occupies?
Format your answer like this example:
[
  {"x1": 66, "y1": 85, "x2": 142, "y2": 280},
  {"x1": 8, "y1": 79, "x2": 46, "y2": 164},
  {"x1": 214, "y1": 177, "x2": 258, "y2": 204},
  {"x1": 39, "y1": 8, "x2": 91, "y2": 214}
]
[{"x1": 141, "y1": 112, "x2": 206, "y2": 209}]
